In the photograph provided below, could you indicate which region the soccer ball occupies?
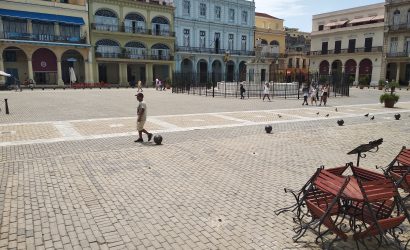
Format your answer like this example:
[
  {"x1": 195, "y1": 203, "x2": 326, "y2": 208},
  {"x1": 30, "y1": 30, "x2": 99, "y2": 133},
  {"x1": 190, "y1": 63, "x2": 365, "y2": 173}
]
[{"x1": 154, "y1": 135, "x2": 163, "y2": 145}]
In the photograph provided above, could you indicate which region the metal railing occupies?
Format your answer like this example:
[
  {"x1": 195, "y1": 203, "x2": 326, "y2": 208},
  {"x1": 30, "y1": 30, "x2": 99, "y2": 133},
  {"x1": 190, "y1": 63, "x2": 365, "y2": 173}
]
[
  {"x1": 95, "y1": 52, "x2": 173, "y2": 60},
  {"x1": 387, "y1": 23, "x2": 410, "y2": 31},
  {"x1": 1, "y1": 31, "x2": 87, "y2": 44},
  {"x1": 386, "y1": 52, "x2": 410, "y2": 57},
  {"x1": 176, "y1": 46, "x2": 255, "y2": 56},
  {"x1": 91, "y1": 23, "x2": 175, "y2": 37},
  {"x1": 310, "y1": 46, "x2": 383, "y2": 55}
]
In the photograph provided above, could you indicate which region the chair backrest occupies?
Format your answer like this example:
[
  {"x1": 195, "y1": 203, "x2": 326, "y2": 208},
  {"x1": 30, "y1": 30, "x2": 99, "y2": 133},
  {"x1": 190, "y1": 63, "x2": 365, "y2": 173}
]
[
  {"x1": 396, "y1": 148, "x2": 410, "y2": 166},
  {"x1": 359, "y1": 178, "x2": 398, "y2": 202},
  {"x1": 326, "y1": 165, "x2": 348, "y2": 176},
  {"x1": 390, "y1": 171, "x2": 410, "y2": 192},
  {"x1": 313, "y1": 170, "x2": 347, "y2": 196},
  {"x1": 351, "y1": 166, "x2": 385, "y2": 181}
]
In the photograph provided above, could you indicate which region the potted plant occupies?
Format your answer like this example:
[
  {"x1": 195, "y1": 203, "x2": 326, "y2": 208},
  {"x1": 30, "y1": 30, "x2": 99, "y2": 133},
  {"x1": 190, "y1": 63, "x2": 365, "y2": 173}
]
[
  {"x1": 348, "y1": 75, "x2": 355, "y2": 86},
  {"x1": 164, "y1": 78, "x2": 171, "y2": 89},
  {"x1": 380, "y1": 93, "x2": 399, "y2": 108},
  {"x1": 378, "y1": 80, "x2": 385, "y2": 90},
  {"x1": 388, "y1": 80, "x2": 399, "y2": 93},
  {"x1": 359, "y1": 75, "x2": 370, "y2": 89}
]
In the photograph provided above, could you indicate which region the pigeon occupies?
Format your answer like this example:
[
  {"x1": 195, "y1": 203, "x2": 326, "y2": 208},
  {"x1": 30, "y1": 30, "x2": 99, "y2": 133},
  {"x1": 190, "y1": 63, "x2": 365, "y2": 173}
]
[
  {"x1": 335, "y1": 108, "x2": 338, "y2": 112},
  {"x1": 325, "y1": 114, "x2": 329, "y2": 117},
  {"x1": 316, "y1": 112, "x2": 320, "y2": 115},
  {"x1": 278, "y1": 114, "x2": 282, "y2": 118},
  {"x1": 370, "y1": 116, "x2": 375, "y2": 120},
  {"x1": 364, "y1": 113, "x2": 369, "y2": 117}
]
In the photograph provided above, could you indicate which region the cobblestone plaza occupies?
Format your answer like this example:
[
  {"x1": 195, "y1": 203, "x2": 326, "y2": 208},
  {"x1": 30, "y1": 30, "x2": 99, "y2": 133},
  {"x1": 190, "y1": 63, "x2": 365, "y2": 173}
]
[{"x1": 0, "y1": 88, "x2": 410, "y2": 249}]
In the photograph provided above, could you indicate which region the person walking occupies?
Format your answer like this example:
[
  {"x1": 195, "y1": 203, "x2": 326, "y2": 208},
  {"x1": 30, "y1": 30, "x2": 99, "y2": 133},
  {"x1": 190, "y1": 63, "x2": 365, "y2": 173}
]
[
  {"x1": 137, "y1": 80, "x2": 143, "y2": 92},
  {"x1": 240, "y1": 83, "x2": 246, "y2": 99},
  {"x1": 310, "y1": 85, "x2": 317, "y2": 106},
  {"x1": 301, "y1": 83, "x2": 309, "y2": 105},
  {"x1": 134, "y1": 93, "x2": 153, "y2": 143},
  {"x1": 262, "y1": 82, "x2": 271, "y2": 102},
  {"x1": 319, "y1": 84, "x2": 329, "y2": 106}
]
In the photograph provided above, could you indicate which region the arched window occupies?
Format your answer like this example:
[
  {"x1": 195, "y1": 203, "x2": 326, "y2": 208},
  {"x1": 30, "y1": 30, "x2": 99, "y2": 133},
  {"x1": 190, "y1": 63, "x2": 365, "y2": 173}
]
[
  {"x1": 125, "y1": 13, "x2": 146, "y2": 33},
  {"x1": 151, "y1": 44, "x2": 170, "y2": 60},
  {"x1": 125, "y1": 41, "x2": 146, "y2": 59},
  {"x1": 95, "y1": 9, "x2": 118, "y2": 32},
  {"x1": 261, "y1": 39, "x2": 268, "y2": 45},
  {"x1": 393, "y1": 9, "x2": 401, "y2": 26},
  {"x1": 96, "y1": 39, "x2": 120, "y2": 58},
  {"x1": 270, "y1": 40, "x2": 279, "y2": 46},
  {"x1": 151, "y1": 16, "x2": 170, "y2": 36}
]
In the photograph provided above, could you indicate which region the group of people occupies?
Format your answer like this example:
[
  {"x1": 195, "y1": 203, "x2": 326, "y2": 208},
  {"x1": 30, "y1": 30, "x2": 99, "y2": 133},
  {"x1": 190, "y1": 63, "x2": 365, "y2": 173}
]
[
  {"x1": 155, "y1": 78, "x2": 166, "y2": 91},
  {"x1": 239, "y1": 82, "x2": 272, "y2": 101},
  {"x1": 301, "y1": 83, "x2": 329, "y2": 106}
]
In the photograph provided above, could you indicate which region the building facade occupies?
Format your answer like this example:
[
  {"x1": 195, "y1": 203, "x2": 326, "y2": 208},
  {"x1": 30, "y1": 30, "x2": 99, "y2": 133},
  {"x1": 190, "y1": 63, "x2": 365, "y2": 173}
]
[
  {"x1": 89, "y1": 0, "x2": 175, "y2": 86},
  {"x1": 254, "y1": 12, "x2": 285, "y2": 81},
  {"x1": 174, "y1": 0, "x2": 255, "y2": 83},
  {"x1": 310, "y1": 3, "x2": 385, "y2": 85},
  {"x1": 284, "y1": 28, "x2": 311, "y2": 82},
  {"x1": 0, "y1": 0, "x2": 91, "y2": 87},
  {"x1": 383, "y1": 0, "x2": 410, "y2": 84}
]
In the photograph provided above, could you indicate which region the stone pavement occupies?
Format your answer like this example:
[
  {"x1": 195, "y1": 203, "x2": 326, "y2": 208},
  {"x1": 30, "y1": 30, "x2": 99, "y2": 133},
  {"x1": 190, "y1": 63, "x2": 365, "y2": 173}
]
[{"x1": 0, "y1": 88, "x2": 410, "y2": 249}]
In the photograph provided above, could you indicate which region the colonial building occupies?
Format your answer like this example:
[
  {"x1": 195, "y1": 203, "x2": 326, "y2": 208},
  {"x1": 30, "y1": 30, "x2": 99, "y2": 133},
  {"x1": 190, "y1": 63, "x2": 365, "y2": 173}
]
[
  {"x1": 0, "y1": 0, "x2": 91, "y2": 87},
  {"x1": 89, "y1": 0, "x2": 175, "y2": 86},
  {"x1": 310, "y1": 3, "x2": 385, "y2": 85},
  {"x1": 254, "y1": 12, "x2": 286, "y2": 81},
  {"x1": 285, "y1": 27, "x2": 310, "y2": 82},
  {"x1": 174, "y1": 0, "x2": 255, "y2": 83},
  {"x1": 383, "y1": 0, "x2": 410, "y2": 84}
]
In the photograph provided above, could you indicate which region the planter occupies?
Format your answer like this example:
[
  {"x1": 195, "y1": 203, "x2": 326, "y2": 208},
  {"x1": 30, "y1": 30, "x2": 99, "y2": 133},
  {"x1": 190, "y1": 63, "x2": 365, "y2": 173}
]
[
  {"x1": 378, "y1": 86, "x2": 383, "y2": 90},
  {"x1": 384, "y1": 99, "x2": 395, "y2": 108},
  {"x1": 359, "y1": 85, "x2": 364, "y2": 89}
]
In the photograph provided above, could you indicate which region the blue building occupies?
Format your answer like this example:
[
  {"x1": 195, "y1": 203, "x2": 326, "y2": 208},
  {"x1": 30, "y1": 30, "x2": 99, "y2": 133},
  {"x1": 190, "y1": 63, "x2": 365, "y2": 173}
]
[{"x1": 174, "y1": 0, "x2": 255, "y2": 82}]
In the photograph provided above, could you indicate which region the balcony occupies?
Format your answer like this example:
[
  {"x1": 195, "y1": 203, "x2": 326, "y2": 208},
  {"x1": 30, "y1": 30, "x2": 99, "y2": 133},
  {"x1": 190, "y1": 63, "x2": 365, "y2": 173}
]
[
  {"x1": 95, "y1": 51, "x2": 173, "y2": 61},
  {"x1": 91, "y1": 23, "x2": 175, "y2": 37},
  {"x1": 387, "y1": 23, "x2": 410, "y2": 32},
  {"x1": 386, "y1": 52, "x2": 410, "y2": 57},
  {"x1": 1, "y1": 31, "x2": 87, "y2": 44},
  {"x1": 176, "y1": 46, "x2": 255, "y2": 56},
  {"x1": 310, "y1": 46, "x2": 383, "y2": 56}
]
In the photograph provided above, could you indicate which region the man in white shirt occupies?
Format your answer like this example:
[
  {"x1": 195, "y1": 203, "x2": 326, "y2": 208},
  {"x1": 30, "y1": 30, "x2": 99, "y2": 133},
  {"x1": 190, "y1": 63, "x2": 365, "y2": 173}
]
[{"x1": 134, "y1": 93, "x2": 153, "y2": 143}]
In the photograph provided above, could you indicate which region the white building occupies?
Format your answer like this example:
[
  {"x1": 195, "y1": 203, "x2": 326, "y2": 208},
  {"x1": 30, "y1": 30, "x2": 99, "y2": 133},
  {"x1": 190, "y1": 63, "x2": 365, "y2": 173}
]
[
  {"x1": 174, "y1": 0, "x2": 255, "y2": 83},
  {"x1": 310, "y1": 3, "x2": 385, "y2": 85}
]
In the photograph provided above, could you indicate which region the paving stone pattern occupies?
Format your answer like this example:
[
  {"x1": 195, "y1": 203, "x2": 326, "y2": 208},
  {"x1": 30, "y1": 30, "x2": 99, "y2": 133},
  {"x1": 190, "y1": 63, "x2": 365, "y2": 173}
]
[{"x1": 0, "y1": 88, "x2": 409, "y2": 249}]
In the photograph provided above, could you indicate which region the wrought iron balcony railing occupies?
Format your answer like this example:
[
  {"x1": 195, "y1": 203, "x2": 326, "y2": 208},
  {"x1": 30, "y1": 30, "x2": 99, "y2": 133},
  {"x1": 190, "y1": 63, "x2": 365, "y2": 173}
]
[
  {"x1": 310, "y1": 46, "x2": 383, "y2": 55},
  {"x1": 386, "y1": 52, "x2": 410, "y2": 57},
  {"x1": 1, "y1": 31, "x2": 87, "y2": 44},
  {"x1": 91, "y1": 23, "x2": 175, "y2": 37},
  {"x1": 176, "y1": 46, "x2": 255, "y2": 56},
  {"x1": 95, "y1": 52, "x2": 173, "y2": 61},
  {"x1": 387, "y1": 23, "x2": 410, "y2": 32}
]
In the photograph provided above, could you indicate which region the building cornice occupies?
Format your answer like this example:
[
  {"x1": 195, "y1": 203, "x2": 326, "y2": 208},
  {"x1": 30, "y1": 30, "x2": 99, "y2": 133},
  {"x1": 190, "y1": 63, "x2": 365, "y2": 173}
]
[{"x1": 91, "y1": 0, "x2": 175, "y2": 12}]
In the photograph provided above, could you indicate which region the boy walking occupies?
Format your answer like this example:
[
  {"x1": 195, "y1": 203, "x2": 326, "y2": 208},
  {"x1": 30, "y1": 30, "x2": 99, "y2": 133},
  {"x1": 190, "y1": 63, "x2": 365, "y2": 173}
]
[{"x1": 134, "y1": 93, "x2": 153, "y2": 143}]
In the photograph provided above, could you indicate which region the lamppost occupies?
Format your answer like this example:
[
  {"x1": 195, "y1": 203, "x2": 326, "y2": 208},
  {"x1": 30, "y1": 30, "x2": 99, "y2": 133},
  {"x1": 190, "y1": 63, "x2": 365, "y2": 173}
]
[{"x1": 223, "y1": 51, "x2": 230, "y2": 97}]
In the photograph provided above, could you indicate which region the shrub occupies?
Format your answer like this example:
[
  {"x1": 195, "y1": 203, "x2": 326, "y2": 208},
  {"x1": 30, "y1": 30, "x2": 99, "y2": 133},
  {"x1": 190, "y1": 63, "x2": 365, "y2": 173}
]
[{"x1": 379, "y1": 93, "x2": 399, "y2": 104}]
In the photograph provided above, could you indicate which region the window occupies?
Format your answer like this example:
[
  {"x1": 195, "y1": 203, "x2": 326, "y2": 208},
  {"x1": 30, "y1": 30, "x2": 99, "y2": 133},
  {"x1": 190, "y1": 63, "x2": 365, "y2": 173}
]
[
  {"x1": 241, "y1": 35, "x2": 246, "y2": 50},
  {"x1": 393, "y1": 10, "x2": 400, "y2": 26},
  {"x1": 214, "y1": 32, "x2": 220, "y2": 53},
  {"x1": 408, "y1": 10, "x2": 410, "y2": 24},
  {"x1": 318, "y1": 25, "x2": 324, "y2": 31},
  {"x1": 302, "y1": 59, "x2": 306, "y2": 68},
  {"x1": 364, "y1": 37, "x2": 373, "y2": 52},
  {"x1": 288, "y1": 58, "x2": 293, "y2": 67},
  {"x1": 296, "y1": 58, "x2": 300, "y2": 68},
  {"x1": 228, "y1": 34, "x2": 234, "y2": 50},
  {"x1": 405, "y1": 37, "x2": 410, "y2": 53},
  {"x1": 229, "y1": 9, "x2": 235, "y2": 22},
  {"x1": 200, "y1": 3, "x2": 206, "y2": 17},
  {"x1": 32, "y1": 21, "x2": 54, "y2": 41},
  {"x1": 183, "y1": 0, "x2": 190, "y2": 16},
  {"x1": 2, "y1": 18, "x2": 27, "y2": 34},
  {"x1": 348, "y1": 39, "x2": 356, "y2": 53},
  {"x1": 215, "y1": 6, "x2": 221, "y2": 20},
  {"x1": 321, "y1": 42, "x2": 328, "y2": 54},
  {"x1": 242, "y1": 11, "x2": 248, "y2": 24},
  {"x1": 334, "y1": 40, "x2": 341, "y2": 54},
  {"x1": 390, "y1": 37, "x2": 398, "y2": 53},
  {"x1": 4, "y1": 51, "x2": 16, "y2": 62},
  {"x1": 183, "y1": 29, "x2": 190, "y2": 47},
  {"x1": 200, "y1": 31, "x2": 206, "y2": 48},
  {"x1": 60, "y1": 24, "x2": 80, "y2": 38}
]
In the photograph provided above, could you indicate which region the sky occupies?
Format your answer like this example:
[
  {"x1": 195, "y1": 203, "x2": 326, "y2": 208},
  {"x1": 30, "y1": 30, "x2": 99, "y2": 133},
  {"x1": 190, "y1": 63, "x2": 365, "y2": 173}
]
[{"x1": 254, "y1": 0, "x2": 383, "y2": 32}]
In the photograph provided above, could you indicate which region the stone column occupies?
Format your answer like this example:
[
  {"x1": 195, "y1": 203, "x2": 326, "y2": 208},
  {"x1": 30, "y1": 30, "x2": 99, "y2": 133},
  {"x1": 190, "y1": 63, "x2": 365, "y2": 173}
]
[
  {"x1": 57, "y1": 61, "x2": 64, "y2": 86},
  {"x1": 0, "y1": 55, "x2": 4, "y2": 85},
  {"x1": 27, "y1": 58, "x2": 34, "y2": 82},
  {"x1": 146, "y1": 63, "x2": 153, "y2": 87},
  {"x1": 54, "y1": 22, "x2": 60, "y2": 36},
  {"x1": 86, "y1": 50, "x2": 94, "y2": 83},
  {"x1": 395, "y1": 62, "x2": 400, "y2": 83},
  {"x1": 355, "y1": 65, "x2": 360, "y2": 86},
  {"x1": 27, "y1": 20, "x2": 32, "y2": 33},
  {"x1": 119, "y1": 63, "x2": 128, "y2": 86},
  {"x1": 0, "y1": 18, "x2": 3, "y2": 34},
  {"x1": 168, "y1": 64, "x2": 173, "y2": 81}
]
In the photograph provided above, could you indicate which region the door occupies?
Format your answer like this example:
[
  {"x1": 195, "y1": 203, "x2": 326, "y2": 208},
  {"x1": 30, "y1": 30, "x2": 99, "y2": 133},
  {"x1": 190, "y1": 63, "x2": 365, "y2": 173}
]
[
  {"x1": 406, "y1": 64, "x2": 410, "y2": 82},
  {"x1": 98, "y1": 64, "x2": 107, "y2": 82},
  {"x1": 5, "y1": 68, "x2": 18, "y2": 87}
]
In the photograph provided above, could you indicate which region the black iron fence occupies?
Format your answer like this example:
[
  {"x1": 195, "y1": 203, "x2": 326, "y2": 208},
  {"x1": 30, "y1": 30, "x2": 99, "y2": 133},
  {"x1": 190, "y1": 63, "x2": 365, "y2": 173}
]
[{"x1": 172, "y1": 72, "x2": 350, "y2": 99}]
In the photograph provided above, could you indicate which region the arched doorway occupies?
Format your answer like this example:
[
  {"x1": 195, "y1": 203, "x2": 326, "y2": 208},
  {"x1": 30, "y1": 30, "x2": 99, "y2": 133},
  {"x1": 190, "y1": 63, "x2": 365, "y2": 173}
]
[
  {"x1": 359, "y1": 59, "x2": 373, "y2": 84},
  {"x1": 239, "y1": 61, "x2": 247, "y2": 82},
  {"x1": 226, "y1": 60, "x2": 235, "y2": 82},
  {"x1": 331, "y1": 60, "x2": 342, "y2": 74},
  {"x1": 344, "y1": 59, "x2": 357, "y2": 85},
  {"x1": 61, "y1": 50, "x2": 84, "y2": 84},
  {"x1": 319, "y1": 60, "x2": 329, "y2": 75},
  {"x1": 197, "y1": 59, "x2": 208, "y2": 83},
  {"x1": 32, "y1": 48, "x2": 57, "y2": 85},
  {"x1": 386, "y1": 63, "x2": 397, "y2": 81},
  {"x1": 212, "y1": 60, "x2": 222, "y2": 84},
  {"x1": 181, "y1": 59, "x2": 193, "y2": 74},
  {"x1": 2, "y1": 46, "x2": 28, "y2": 87}
]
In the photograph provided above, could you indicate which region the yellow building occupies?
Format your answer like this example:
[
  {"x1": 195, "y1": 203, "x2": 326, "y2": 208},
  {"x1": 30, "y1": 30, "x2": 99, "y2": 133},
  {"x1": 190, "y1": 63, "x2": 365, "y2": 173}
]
[
  {"x1": 89, "y1": 0, "x2": 175, "y2": 86},
  {"x1": 0, "y1": 0, "x2": 91, "y2": 87},
  {"x1": 254, "y1": 12, "x2": 286, "y2": 81}
]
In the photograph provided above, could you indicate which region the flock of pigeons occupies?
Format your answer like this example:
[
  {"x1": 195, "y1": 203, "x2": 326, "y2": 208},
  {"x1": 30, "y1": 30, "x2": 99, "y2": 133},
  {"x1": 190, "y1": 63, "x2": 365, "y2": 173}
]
[{"x1": 275, "y1": 108, "x2": 376, "y2": 120}]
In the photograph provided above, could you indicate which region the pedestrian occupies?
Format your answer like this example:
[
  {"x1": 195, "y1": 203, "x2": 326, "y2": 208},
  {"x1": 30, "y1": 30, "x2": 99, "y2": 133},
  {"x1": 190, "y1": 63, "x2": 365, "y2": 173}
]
[
  {"x1": 262, "y1": 82, "x2": 271, "y2": 101},
  {"x1": 301, "y1": 83, "x2": 309, "y2": 105},
  {"x1": 155, "y1": 78, "x2": 159, "y2": 90},
  {"x1": 134, "y1": 93, "x2": 153, "y2": 143},
  {"x1": 310, "y1": 85, "x2": 317, "y2": 106},
  {"x1": 240, "y1": 83, "x2": 246, "y2": 99},
  {"x1": 137, "y1": 80, "x2": 143, "y2": 92},
  {"x1": 319, "y1": 84, "x2": 329, "y2": 106}
]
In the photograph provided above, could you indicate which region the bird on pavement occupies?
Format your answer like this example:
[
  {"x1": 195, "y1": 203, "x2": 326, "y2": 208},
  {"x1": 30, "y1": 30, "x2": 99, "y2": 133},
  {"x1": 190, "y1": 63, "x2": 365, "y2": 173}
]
[
  {"x1": 316, "y1": 112, "x2": 320, "y2": 115},
  {"x1": 370, "y1": 116, "x2": 375, "y2": 120},
  {"x1": 335, "y1": 108, "x2": 338, "y2": 112},
  {"x1": 364, "y1": 113, "x2": 369, "y2": 117},
  {"x1": 278, "y1": 114, "x2": 282, "y2": 118},
  {"x1": 325, "y1": 114, "x2": 330, "y2": 117}
]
